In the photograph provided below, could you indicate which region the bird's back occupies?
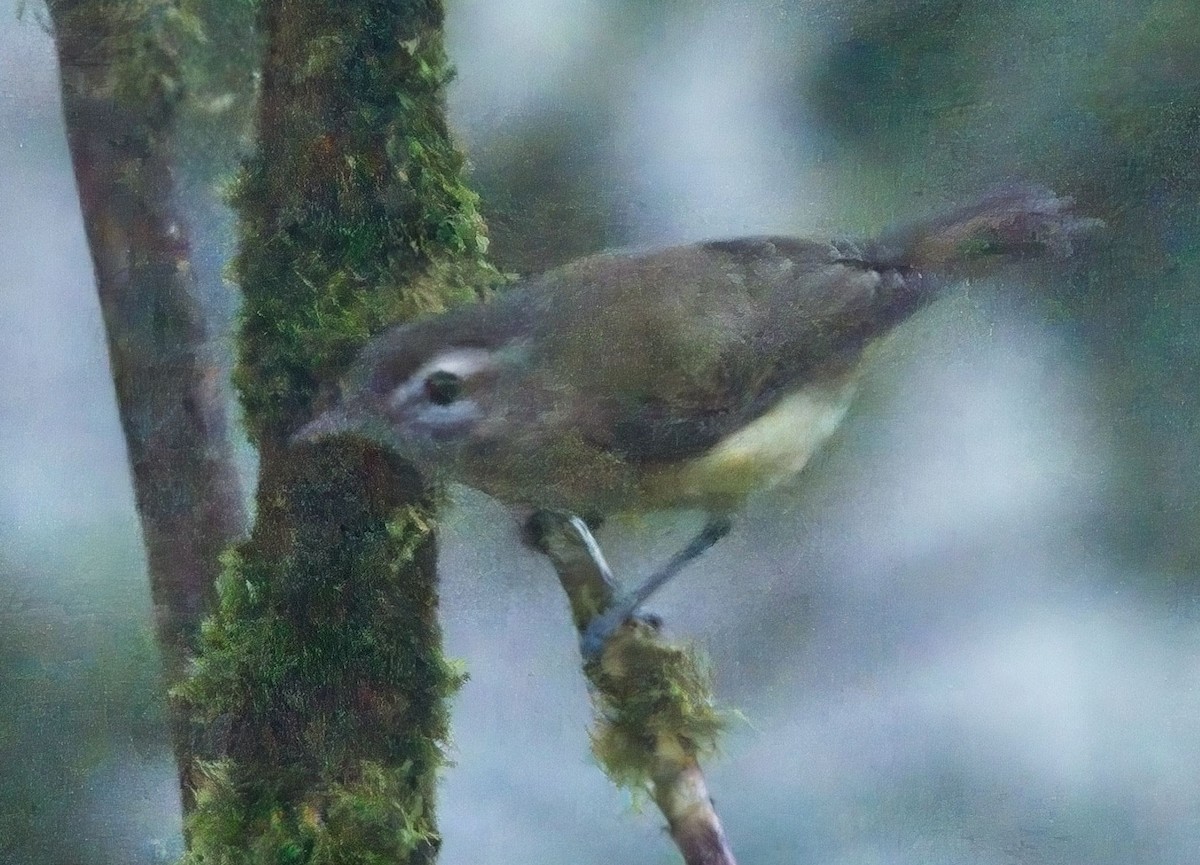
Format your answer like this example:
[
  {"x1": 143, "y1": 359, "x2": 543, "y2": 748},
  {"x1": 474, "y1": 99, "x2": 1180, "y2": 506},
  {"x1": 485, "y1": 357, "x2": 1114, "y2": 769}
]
[{"x1": 504, "y1": 236, "x2": 917, "y2": 461}]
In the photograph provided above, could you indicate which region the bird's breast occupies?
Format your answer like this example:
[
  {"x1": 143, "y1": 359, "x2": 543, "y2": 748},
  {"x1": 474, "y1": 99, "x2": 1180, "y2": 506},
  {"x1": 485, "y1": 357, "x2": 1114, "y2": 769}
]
[{"x1": 638, "y1": 380, "x2": 857, "y2": 512}]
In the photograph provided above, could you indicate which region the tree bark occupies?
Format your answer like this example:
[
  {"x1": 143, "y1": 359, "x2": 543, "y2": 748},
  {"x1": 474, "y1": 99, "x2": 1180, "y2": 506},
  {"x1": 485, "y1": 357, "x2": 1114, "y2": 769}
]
[
  {"x1": 177, "y1": 0, "x2": 494, "y2": 860},
  {"x1": 48, "y1": 0, "x2": 249, "y2": 812}
]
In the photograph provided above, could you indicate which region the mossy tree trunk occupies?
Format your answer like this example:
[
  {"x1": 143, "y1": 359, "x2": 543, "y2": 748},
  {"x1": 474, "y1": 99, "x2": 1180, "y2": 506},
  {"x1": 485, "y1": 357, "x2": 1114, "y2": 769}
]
[
  {"x1": 47, "y1": 0, "x2": 249, "y2": 812},
  {"x1": 178, "y1": 0, "x2": 494, "y2": 860}
]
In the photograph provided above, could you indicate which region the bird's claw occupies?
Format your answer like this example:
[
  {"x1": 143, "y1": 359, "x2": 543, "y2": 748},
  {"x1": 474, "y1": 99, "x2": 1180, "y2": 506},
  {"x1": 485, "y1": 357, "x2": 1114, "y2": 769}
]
[
  {"x1": 578, "y1": 516, "x2": 731, "y2": 662},
  {"x1": 580, "y1": 603, "x2": 663, "y2": 663}
]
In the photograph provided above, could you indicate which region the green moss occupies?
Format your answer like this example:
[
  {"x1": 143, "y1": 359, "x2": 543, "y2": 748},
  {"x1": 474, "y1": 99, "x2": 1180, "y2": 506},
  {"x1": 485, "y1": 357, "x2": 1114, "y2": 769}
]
[
  {"x1": 587, "y1": 622, "x2": 727, "y2": 792},
  {"x1": 227, "y1": 0, "x2": 500, "y2": 444},
  {"x1": 179, "y1": 0, "x2": 493, "y2": 860},
  {"x1": 47, "y1": 0, "x2": 243, "y2": 134},
  {"x1": 184, "y1": 759, "x2": 444, "y2": 864},
  {"x1": 179, "y1": 443, "x2": 468, "y2": 860},
  {"x1": 85, "y1": 1, "x2": 190, "y2": 107}
]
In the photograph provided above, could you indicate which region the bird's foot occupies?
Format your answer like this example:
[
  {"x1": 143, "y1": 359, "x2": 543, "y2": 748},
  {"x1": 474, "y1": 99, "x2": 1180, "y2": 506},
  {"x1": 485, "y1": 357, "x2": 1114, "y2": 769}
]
[
  {"x1": 579, "y1": 516, "x2": 732, "y2": 663},
  {"x1": 580, "y1": 606, "x2": 663, "y2": 662}
]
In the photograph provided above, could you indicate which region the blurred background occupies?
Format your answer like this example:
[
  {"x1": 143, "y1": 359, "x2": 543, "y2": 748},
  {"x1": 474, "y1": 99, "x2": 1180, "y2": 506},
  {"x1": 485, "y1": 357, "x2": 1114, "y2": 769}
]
[{"x1": 2, "y1": 0, "x2": 1199, "y2": 862}]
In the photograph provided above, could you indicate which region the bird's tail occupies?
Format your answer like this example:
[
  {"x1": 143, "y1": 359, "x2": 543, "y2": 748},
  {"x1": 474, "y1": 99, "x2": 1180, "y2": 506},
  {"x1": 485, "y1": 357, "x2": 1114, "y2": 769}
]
[{"x1": 865, "y1": 185, "x2": 1102, "y2": 277}]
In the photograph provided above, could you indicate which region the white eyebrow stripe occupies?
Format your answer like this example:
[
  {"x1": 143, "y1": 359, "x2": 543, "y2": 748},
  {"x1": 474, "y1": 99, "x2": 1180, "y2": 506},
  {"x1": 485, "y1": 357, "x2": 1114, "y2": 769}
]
[
  {"x1": 415, "y1": 347, "x2": 495, "y2": 380},
  {"x1": 389, "y1": 347, "x2": 495, "y2": 410}
]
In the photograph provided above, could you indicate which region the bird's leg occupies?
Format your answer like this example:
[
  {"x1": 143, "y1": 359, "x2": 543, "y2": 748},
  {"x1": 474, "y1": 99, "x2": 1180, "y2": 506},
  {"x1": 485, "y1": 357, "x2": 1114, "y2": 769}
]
[
  {"x1": 580, "y1": 516, "x2": 732, "y2": 660},
  {"x1": 526, "y1": 510, "x2": 621, "y2": 630}
]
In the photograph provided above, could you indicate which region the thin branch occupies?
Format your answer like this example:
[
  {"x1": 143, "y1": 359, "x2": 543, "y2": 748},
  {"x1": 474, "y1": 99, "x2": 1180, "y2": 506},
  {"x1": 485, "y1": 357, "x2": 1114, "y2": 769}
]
[{"x1": 537, "y1": 513, "x2": 738, "y2": 865}]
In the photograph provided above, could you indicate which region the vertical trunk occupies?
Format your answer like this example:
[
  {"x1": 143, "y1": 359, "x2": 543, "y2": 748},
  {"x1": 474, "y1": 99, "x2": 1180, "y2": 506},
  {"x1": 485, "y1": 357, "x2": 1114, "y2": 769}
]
[
  {"x1": 178, "y1": 0, "x2": 494, "y2": 860},
  {"x1": 48, "y1": 0, "x2": 249, "y2": 811}
]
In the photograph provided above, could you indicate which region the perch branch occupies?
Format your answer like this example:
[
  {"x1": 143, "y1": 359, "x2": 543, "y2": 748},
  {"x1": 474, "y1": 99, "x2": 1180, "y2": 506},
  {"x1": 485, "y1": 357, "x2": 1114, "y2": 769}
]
[{"x1": 537, "y1": 513, "x2": 738, "y2": 865}]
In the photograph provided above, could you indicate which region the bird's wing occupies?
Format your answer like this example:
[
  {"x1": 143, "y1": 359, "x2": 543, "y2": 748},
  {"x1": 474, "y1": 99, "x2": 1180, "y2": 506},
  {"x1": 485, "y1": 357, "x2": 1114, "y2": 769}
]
[{"x1": 540, "y1": 237, "x2": 898, "y2": 464}]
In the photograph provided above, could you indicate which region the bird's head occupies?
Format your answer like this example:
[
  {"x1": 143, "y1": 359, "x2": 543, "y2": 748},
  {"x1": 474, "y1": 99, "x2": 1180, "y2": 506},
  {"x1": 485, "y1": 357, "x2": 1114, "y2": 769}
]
[{"x1": 293, "y1": 306, "x2": 531, "y2": 477}]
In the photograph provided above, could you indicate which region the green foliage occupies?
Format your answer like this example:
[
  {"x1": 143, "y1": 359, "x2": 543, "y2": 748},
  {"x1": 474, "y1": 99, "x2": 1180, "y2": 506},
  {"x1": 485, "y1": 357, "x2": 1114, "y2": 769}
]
[
  {"x1": 47, "y1": 0, "x2": 257, "y2": 152},
  {"x1": 809, "y1": 0, "x2": 1006, "y2": 156},
  {"x1": 46, "y1": 0, "x2": 194, "y2": 113},
  {"x1": 588, "y1": 623, "x2": 727, "y2": 792},
  {"x1": 1095, "y1": 0, "x2": 1200, "y2": 194},
  {"x1": 174, "y1": 0, "x2": 261, "y2": 180}
]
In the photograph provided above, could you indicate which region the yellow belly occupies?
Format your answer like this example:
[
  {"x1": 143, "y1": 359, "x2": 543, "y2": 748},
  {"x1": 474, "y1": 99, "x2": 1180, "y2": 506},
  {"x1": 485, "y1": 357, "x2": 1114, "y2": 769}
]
[{"x1": 638, "y1": 380, "x2": 856, "y2": 512}]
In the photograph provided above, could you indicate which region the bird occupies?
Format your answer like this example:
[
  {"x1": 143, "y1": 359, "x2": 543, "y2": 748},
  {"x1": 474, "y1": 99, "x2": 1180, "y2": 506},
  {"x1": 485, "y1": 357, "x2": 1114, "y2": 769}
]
[{"x1": 296, "y1": 185, "x2": 1098, "y2": 654}]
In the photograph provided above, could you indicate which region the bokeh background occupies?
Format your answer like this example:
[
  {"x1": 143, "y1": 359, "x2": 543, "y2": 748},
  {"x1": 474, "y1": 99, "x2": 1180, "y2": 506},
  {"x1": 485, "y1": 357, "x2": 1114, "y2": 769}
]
[{"x1": 3, "y1": 0, "x2": 1199, "y2": 862}]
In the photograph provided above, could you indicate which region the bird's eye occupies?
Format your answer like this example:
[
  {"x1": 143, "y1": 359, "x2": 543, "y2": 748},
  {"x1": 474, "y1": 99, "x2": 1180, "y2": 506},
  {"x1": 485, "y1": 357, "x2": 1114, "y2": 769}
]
[{"x1": 423, "y1": 370, "x2": 463, "y2": 406}]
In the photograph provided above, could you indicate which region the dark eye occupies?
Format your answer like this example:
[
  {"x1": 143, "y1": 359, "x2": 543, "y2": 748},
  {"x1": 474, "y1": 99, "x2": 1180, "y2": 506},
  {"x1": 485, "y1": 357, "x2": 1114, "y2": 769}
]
[{"x1": 424, "y1": 370, "x2": 463, "y2": 406}]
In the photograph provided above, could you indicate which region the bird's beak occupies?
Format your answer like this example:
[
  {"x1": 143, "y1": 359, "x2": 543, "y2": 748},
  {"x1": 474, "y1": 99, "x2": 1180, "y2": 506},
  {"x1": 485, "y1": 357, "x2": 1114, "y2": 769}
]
[{"x1": 292, "y1": 401, "x2": 364, "y2": 445}]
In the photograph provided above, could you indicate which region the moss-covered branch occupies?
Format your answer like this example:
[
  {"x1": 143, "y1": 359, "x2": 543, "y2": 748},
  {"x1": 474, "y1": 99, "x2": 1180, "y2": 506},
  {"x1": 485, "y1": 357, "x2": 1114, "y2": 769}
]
[
  {"x1": 177, "y1": 0, "x2": 495, "y2": 860},
  {"x1": 230, "y1": 0, "x2": 493, "y2": 444},
  {"x1": 536, "y1": 514, "x2": 737, "y2": 865}
]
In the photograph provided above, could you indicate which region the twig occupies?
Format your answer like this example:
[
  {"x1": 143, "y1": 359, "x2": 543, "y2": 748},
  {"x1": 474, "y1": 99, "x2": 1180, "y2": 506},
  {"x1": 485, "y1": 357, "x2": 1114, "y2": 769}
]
[{"x1": 536, "y1": 513, "x2": 738, "y2": 865}]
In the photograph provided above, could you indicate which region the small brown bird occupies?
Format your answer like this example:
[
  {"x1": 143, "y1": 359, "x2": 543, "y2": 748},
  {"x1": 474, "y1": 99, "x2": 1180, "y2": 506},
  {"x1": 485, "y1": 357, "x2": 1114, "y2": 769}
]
[{"x1": 298, "y1": 185, "x2": 1098, "y2": 652}]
